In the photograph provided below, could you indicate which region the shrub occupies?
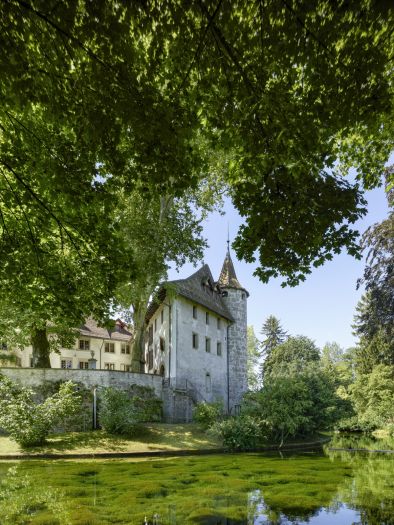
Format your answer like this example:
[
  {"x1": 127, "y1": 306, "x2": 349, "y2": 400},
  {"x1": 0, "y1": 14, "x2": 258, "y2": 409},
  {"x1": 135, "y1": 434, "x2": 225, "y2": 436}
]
[
  {"x1": 334, "y1": 415, "x2": 376, "y2": 433},
  {"x1": 0, "y1": 375, "x2": 81, "y2": 447},
  {"x1": 386, "y1": 423, "x2": 394, "y2": 437},
  {"x1": 99, "y1": 386, "x2": 162, "y2": 436},
  {"x1": 193, "y1": 401, "x2": 223, "y2": 429},
  {"x1": 209, "y1": 416, "x2": 266, "y2": 451}
]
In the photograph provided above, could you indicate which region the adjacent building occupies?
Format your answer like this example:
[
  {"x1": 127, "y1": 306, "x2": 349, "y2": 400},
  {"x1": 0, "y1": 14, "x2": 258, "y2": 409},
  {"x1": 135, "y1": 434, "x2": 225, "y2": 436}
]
[{"x1": 12, "y1": 319, "x2": 133, "y2": 371}]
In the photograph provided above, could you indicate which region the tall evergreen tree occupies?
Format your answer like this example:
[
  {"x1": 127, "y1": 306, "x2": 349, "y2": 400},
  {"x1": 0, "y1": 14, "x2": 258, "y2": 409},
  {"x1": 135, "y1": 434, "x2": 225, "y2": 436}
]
[{"x1": 260, "y1": 315, "x2": 288, "y2": 358}]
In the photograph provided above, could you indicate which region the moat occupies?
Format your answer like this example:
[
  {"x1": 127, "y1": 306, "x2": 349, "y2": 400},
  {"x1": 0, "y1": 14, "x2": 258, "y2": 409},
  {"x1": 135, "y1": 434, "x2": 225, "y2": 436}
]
[{"x1": 0, "y1": 435, "x2": 393, "y2": 524}]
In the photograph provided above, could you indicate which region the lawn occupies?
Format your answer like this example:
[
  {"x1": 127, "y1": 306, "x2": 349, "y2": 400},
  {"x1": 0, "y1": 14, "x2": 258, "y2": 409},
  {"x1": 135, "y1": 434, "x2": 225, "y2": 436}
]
[{"x1": 0, "y1": 423, "x2": 221, "y2": 456}]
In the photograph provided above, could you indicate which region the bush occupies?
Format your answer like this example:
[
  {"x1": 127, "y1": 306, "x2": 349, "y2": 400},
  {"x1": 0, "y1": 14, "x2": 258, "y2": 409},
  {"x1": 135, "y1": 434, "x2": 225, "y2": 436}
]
[
  {"x1": 193, "y1": 401, "x2": 223, "y2": 429},
  {"x1": 334, "y1": 415, "x2": 376, "y2": 433},
  {"x1": 386, "y1": 423, "x2": 394, "y2": 437},
  {"x1": 209, "y1": 416, "x2": 266, "y2": 451},
  {"x1": 0, "y1": 375, "x2": 81, "y2": 447},
  {"x1": 99, "y1": 386, "x2": 162, "y2": 436}
]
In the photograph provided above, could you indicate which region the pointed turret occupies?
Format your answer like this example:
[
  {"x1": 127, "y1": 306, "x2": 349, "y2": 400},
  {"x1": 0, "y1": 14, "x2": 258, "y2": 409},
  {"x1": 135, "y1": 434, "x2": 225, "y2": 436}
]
[
  {"x1": 218, "y1": 248, "x2": 249, "y2": 296},
  {"x1": 217, "y1": 244, "x2": 248, "y2": 414}
]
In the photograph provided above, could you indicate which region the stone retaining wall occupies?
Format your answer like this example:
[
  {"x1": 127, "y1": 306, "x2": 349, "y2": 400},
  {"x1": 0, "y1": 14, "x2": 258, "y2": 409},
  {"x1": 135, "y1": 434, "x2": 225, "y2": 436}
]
[{"x1": 0, "y1": 368, "x2": 163, "y2": 397}]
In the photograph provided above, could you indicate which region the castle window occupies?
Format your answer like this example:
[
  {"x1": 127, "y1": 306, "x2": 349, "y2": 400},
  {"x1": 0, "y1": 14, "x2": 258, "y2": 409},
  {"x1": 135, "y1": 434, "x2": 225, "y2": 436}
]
[
  {"x1": 193, "y1": 305, "x2": 198, "y2": 319},
  {"x1": 161, "y1": 310, "x2": 164, "y2": 324},
  {"x1": 61, "y1": 359, "x2": 72, "y2": 369},
  {"x1": 79, "y1": 339, "x2": 90, "y2": 350},
  {"x1": 148, "y1": 325, "x2": 153, "y2": 345},
  {"x1": 105, "y1": 342, "x2": 115, "y2": 353},
  {"x1": 217, "y1": 342, "x2": 222, "y2": 356},
  {"x1": 154, "y1": 319, "x2": 157, "y2": 332},
  {"x1": 148, "y1": 349, "x2": 154, "y2": 369},
  {"x1": 192, "y1": 333, "x2": 199, "y2": 349},
  {"x1": 79, "y1": 360, "x2": 89, "y2": 369},
  {"x1": 121, "y1": 343, "x2": 130, "y2": 354},
  {"x1": 206, "y1": 312, "x2": 210, "y2": 325},
  {"x1": 104, "y1": 363, "x2": 115, "y2": 370},
  {"x1": 160, "y1": 337, "x2": 165, "y2": 352},
  {"x1": 205, "y1": 337, "x2": 211, "y2": 353},
  {"x1": 217, "y1": 318, "x2": 221, "y2": 330},
  {"x1": 205, "y1": 373, "x2": 211, "y2": 393},
  {"x1": 242, "y1": 293, "x2": 246, "y2": 300},
  {"x1": 121, "y1": 364, "x2": 132, "y2": 371}
]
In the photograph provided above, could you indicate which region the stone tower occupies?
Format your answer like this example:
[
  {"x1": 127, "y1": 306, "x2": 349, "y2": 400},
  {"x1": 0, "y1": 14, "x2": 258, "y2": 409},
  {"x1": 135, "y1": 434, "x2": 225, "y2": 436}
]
[{"x1": 217, "y1": 246, "x2": 248, "y2": 414}]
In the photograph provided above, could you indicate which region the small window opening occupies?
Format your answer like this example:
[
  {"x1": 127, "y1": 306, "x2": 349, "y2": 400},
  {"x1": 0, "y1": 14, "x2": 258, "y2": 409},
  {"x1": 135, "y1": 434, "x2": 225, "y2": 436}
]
[{"x1": 192, "y1": 333, "x2": 199, "y2": 349}]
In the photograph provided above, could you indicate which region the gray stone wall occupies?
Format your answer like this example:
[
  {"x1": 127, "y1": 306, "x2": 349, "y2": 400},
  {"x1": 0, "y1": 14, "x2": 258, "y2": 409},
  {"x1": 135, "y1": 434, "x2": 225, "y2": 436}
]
[
  {"x1": 172, "y1": 296, "x2": 229, "y2": 410},
  {"x1": 162, "y1": 386, "x2": 194, "y2": 423},
  {"x1": 0, "y1": 368, "x2": 163, "y2": 397},
  {"x1": 221, "y1": 289, "x2": 248, "y2": 412}
]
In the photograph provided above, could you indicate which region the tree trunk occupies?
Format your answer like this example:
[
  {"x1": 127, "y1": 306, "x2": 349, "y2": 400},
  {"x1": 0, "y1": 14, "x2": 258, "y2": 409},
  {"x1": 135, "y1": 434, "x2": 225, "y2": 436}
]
[
  {"x1": 131, "y1": 306, "x2": 147, "y2": 372},
  {"x1": 129, "y1": 195, "x2": 173, "y2": 372},
  {"x1": 31, "y1": 327, "x2": 51, "y2": 368}
]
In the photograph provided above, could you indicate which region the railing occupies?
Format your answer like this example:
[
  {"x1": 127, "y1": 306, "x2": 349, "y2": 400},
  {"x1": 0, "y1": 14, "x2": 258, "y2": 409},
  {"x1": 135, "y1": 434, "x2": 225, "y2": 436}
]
[{"x1": 162, "y1": 377, "x2": 207, "y2": 404}]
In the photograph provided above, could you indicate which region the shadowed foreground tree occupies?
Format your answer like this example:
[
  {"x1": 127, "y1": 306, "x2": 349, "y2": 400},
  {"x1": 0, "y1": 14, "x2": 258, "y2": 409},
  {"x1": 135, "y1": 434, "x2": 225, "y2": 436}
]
[
  {"x1": 1, "y1": 1, "x2": 394, "y2": 366},
  {"x1": 1, "y1": 0, "x2": 394, "y2": 283}
]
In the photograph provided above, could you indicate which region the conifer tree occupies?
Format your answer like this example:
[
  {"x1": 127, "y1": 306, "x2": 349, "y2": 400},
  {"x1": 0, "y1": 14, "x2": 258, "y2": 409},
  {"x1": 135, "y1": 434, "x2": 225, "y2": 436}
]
[{"x1": 260, "y1": 315, "x2": 288, "y2": 358}]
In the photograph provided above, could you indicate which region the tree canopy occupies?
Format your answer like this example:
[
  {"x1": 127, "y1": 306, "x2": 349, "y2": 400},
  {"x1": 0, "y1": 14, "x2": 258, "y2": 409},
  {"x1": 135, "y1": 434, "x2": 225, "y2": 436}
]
[
  {"x1": 353, "y1": 177, "x2": 393, "y2": 373},
  {"x1": 1, "y1": 0, "x2": 394, "y2": 290},
  {"x1": 263, "y1": 335, "x2": 320, "y2": 378}
]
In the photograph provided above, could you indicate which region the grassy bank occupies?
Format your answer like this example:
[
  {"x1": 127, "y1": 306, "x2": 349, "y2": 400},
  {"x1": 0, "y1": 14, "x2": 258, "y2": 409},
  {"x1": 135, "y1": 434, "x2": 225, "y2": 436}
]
[{"x1": 0, "y1": 423, "x2": 221, "y2": 456}]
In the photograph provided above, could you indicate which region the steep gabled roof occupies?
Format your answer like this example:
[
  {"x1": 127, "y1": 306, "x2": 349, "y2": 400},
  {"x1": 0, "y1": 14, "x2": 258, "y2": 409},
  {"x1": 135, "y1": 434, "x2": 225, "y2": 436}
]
[
  {"x1": 79, "y1": 318, "x2": 133, "y2": 342},
  {"x1": 146, "y1": 265, "x2": 234, "y2": 323},
  {"x1": 217, "y1": 250, "x2": 249, "y2": 296}
]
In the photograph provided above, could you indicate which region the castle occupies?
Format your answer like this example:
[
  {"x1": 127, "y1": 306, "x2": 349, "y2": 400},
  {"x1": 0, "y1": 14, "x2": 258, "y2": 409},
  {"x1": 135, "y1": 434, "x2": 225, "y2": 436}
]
[
  {"x1": 4, "y1": 248, "x2": 249, "y2": 421},
  {"x1": 144, "y1": 248, "x2": 249, "y2": 416}
]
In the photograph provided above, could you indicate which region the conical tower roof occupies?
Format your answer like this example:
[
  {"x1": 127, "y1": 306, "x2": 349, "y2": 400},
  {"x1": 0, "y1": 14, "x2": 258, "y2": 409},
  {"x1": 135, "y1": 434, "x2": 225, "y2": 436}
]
[{"x1": 217, "y1": 248, "x2": 249, "y2": 296}]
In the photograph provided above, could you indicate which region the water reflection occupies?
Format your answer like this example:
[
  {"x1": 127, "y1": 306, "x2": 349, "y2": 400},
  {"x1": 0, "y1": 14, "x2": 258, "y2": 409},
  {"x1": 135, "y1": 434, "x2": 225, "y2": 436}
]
[{"x1": 0, "y1": 442, "x2": 392, "y2": 524}]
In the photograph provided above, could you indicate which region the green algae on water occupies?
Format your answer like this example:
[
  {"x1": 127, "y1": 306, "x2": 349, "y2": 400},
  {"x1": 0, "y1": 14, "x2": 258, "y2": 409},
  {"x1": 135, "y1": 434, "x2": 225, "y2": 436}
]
[{"x1": 0, "y1": 446, "x2": 393, "y2": 524}]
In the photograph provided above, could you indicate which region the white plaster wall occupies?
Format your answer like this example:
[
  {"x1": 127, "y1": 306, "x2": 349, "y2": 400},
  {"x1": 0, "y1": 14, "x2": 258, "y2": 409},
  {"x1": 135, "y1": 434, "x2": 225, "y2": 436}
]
[
  {"x1": 173, "y1": 296, "x2": 229, "y2": 409},
  {"x1": 14, "y1": 337, "x2": 133, "y2": 371},
  {"x1": 144, "y1": 303, "x2": 171, "y2": 377}
]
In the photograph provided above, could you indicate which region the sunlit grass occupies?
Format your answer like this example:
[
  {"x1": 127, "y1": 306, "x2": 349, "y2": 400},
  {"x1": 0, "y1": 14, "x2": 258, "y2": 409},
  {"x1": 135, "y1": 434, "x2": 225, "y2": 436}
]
[{"x1": 0, "y1": 423, "x2": 220, "y2": 456}]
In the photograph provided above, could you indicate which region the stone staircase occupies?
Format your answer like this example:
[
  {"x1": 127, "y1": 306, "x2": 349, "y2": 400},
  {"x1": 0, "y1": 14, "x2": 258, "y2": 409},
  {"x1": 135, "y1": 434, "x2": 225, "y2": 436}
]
[{"x1": 162, "y1": 378, "x2": 206, "y2": 422}]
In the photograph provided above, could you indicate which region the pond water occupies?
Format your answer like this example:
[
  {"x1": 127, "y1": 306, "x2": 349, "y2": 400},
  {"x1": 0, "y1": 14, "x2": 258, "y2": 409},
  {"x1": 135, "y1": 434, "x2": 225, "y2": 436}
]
[{"x1": 0, "y1": 435, "x2": 393, "y2": 524}]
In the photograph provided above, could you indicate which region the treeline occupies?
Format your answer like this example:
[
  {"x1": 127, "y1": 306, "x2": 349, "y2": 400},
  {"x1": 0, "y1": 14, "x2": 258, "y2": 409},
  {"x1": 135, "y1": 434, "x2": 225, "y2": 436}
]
[{"x1": 243, "y1": 189, "x2": 393, "y2": 442}]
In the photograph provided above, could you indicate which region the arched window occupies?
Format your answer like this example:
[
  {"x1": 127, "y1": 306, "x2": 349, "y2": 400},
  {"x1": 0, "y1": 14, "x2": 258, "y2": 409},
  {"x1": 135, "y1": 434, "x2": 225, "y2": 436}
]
[{"x1": 159, "y1": 364, "x2": 165, "y2": 377}]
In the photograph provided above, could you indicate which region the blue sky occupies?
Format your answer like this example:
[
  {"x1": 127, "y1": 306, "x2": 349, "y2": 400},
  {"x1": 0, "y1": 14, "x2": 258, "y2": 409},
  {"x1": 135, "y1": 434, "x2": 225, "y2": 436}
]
[{"x1": 168, "y1": 171, "x2": 391, "y2": 351}]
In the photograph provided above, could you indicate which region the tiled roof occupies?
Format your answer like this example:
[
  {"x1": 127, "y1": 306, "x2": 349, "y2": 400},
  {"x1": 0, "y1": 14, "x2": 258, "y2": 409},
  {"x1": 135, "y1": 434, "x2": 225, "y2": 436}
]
[
  {"x1": 146, "y1": 265, "x2": 234, "y2": 323},
  {"x1": 79, "y1": 318, "x2": 133, "y2": 342},
  {"x1": 217, "y1": 250, "x2": 249, "y2": 296}
]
